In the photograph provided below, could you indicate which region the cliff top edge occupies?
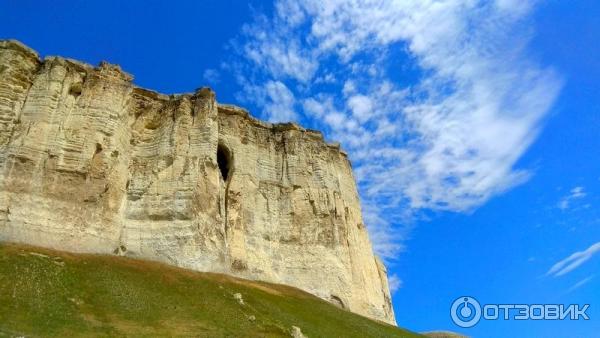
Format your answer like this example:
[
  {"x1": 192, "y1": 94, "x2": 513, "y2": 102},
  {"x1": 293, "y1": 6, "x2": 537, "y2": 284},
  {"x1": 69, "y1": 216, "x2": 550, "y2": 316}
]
[{"x1": 0, "y1": 39, "x2": 347, "y2": 157}]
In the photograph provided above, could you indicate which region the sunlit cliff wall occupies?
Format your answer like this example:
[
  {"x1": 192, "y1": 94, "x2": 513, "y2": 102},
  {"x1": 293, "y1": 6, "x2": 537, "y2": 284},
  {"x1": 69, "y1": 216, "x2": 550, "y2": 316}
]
[{"x1": 0, "y1": 40, "x2": 395, "y2": 324}]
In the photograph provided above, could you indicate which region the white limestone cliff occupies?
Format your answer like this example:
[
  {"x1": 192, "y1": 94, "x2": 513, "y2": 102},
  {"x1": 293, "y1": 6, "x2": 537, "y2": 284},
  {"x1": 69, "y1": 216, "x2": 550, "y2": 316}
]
[{"x1": 0, "y1": 40, "x2": 395, "y2": 324}]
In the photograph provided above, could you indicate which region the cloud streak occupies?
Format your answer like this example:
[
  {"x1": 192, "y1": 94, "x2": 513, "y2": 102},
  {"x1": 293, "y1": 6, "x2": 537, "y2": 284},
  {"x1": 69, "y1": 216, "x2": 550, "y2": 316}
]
[
  {"x1": 567, "y1": 275, "x2": 593, "y2": 293},
  {"x1": 228, "y1": 0, "x2": 561, "y2": 260},
  {"x1": 388, "y1": 274, "x2": 403, "y2": 294},
  {"x1": 558, "y1": 186, "x2": 587, "y2": 210},
  {"x1": 547, "y1": 242, "x2": 600, "y2": 277}
]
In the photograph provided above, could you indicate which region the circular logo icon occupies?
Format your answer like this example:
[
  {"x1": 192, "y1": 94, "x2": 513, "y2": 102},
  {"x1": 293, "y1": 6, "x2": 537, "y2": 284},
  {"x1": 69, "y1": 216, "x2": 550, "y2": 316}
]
[{"x1": 451, "y1": 296, "x2": 481, "y2": 328}]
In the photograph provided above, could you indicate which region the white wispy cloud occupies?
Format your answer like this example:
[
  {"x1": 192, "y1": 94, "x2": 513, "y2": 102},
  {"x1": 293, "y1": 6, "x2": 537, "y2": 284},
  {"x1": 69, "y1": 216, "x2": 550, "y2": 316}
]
[
  {"x1": 263, "y1": 80, "x2": 297, "y2": 122},
  {"x1": 203, "y1": 68, "x2": 221, "y2": 84},
  {"x1": 547, "y1": 242, "x2": 600, "y2": 277},
  {"x1": 388, "y1": 274, "x2": 403, "y2": 294},
  {"x1": 228, "y1": 0, "x2": 561, "y2": 260},
  {"x1": 558, "y1": 186, "x2": 587, "y2": 210},
  {"x1": 567, "y1": 275, "x2": 593, "y2": 293}
]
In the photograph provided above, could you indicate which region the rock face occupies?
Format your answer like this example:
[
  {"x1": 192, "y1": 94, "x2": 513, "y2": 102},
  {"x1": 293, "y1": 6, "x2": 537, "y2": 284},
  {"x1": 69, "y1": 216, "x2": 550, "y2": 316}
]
[{"x1": 0, "y1": 40, "x2": 395, "y2": 324}]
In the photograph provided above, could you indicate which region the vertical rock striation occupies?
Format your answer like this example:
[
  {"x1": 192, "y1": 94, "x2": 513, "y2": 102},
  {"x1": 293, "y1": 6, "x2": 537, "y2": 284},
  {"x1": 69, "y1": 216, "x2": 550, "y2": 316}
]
[{"x1": 0, "y1": 40, "x2": 395, "y2": 324}]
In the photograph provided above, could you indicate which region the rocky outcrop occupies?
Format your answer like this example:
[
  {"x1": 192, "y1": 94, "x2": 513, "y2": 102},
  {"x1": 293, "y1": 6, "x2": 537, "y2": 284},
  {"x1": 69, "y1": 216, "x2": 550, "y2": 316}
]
[{"x1": 0, "y1": 40, "x2": 395, "y2": 324}]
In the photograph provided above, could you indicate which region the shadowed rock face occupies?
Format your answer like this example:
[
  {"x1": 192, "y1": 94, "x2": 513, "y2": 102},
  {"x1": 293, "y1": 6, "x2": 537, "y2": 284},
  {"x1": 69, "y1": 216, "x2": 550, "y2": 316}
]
[{"x1": 0, "y1": 40, "x2": 395, "y2": 324}]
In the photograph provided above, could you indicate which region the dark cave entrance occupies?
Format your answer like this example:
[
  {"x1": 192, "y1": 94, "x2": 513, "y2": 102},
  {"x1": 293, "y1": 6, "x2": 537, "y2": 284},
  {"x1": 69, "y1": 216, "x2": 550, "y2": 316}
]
[{"x1": 217, "y1": 144, "x2": 232, "y2": 182}]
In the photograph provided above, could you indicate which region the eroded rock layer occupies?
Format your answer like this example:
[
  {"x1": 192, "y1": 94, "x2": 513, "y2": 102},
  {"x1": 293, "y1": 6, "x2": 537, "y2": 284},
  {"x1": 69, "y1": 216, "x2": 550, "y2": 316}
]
[{"x1": 0, "y1": 40, "x2": 395, "y2": 324}]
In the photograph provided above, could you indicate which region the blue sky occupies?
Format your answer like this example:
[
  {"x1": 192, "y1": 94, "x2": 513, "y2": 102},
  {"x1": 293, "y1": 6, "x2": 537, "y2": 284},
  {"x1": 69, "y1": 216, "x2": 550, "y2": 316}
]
[{"x1": 2, "y1": 1, "x2": 599, "y2": 337}]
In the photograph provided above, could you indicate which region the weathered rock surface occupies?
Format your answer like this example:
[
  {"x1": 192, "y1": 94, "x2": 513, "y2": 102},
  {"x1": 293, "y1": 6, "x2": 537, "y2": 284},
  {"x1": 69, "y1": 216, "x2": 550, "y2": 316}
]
[{"x1": 0, "y1": 40, "x2": 395, "y2": 324}]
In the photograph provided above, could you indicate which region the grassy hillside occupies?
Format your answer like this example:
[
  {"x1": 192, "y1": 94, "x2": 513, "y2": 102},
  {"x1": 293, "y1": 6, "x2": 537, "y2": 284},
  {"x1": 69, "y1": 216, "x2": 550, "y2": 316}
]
[{"x1": 0, "y1": 243, "x2": 421, "y2": 337}]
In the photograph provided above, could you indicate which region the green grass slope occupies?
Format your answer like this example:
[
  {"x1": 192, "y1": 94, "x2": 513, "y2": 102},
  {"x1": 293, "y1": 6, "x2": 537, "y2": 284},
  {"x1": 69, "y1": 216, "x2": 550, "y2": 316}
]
[{"x1": 0, "y1": 243, "x2": 421, "y2": 337}]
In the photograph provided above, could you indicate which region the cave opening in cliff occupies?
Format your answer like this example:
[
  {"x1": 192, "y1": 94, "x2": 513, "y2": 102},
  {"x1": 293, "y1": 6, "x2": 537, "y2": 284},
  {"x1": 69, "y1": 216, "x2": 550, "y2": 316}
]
[{"x1": 217, "y1": 144, "x2": 231, "y2": 182}]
